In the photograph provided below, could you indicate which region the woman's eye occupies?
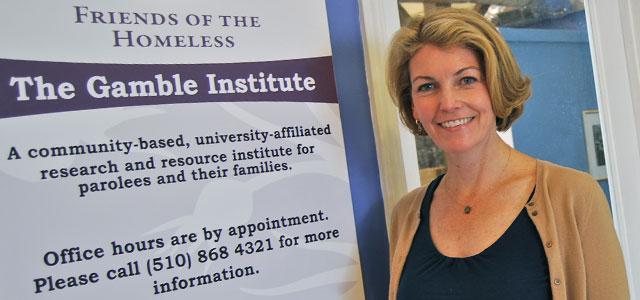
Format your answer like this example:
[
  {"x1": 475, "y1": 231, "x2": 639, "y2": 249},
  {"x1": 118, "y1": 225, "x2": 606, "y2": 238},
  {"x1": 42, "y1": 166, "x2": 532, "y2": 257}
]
[
  {"x1": 416, "y1": 82, "x2": 434, "y2": 92},
  {"x1": 461, "y1": 77, "x2": 477, "y2": 85}
]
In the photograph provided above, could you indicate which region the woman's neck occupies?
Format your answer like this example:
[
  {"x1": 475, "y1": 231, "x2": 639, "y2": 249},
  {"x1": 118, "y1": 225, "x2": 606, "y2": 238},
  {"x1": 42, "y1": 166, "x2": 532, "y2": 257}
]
[{"x1": 442, "y1": 134, "x2": 512, "y2": 197}]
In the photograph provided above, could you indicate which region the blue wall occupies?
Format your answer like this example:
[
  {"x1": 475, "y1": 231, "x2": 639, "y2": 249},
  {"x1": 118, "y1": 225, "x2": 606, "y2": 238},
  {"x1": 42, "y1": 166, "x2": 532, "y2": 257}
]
[
  {"x1": 326, "y1": 1, "x2": 389, "y2": 299},
  {"x1": 504, "y1": 24, "x2": 611, "y2": 201}
]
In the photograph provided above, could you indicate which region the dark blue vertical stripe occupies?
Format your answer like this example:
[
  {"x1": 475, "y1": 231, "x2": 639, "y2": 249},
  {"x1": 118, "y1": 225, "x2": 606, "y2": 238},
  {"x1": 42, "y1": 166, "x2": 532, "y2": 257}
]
[{"x1": 325, "y1": 1, "x2": 389, "y2": 299}]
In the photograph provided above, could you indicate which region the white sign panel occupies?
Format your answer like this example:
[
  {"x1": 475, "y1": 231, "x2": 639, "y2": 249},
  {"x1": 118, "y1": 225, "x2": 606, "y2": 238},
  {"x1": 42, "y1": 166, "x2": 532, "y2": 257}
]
[{"x1": 0, "y1": 1, "x2": 364, "y2": 299}]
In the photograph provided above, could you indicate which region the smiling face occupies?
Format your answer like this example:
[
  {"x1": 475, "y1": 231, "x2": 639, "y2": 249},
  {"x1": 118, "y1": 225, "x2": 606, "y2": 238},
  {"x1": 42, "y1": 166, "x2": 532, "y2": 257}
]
[{"x1": 410, "y1": 44, "x2": 499, "y2": 154}]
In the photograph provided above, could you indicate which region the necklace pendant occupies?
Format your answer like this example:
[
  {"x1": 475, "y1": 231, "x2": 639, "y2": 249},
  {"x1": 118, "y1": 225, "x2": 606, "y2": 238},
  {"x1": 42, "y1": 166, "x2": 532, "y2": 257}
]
[{"x1": 464, "y1": 206, "x2": 472, "y2": 214}]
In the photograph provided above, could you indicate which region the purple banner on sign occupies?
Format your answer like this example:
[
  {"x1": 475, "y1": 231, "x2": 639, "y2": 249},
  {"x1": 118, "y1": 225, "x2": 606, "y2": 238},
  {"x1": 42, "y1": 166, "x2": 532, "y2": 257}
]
[{"x1": 0, "y1": 57, "x2": 337, "y2": 119}]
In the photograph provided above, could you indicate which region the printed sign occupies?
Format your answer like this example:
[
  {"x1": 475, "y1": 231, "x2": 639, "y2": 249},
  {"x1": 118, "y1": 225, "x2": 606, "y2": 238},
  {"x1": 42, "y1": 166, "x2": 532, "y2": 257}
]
[{"x1": 0, "y1": 1, "x2": 364, "y2": 299}]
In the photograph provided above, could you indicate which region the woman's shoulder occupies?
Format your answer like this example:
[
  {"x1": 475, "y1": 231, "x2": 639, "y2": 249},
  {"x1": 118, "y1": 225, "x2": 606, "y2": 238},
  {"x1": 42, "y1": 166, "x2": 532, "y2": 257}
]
[
  {"x1": 388, "y1": 183, "x2": 430, "y2": 250},
  {"x1": 536, "y1": 159, "x2": 606, "y2": 207},
  {"x1": 393, "y1": 184, "x2": 429, "y2": 219},
  {"x1": 537, "y1": 159, "x2": 599, "y2": 189}
]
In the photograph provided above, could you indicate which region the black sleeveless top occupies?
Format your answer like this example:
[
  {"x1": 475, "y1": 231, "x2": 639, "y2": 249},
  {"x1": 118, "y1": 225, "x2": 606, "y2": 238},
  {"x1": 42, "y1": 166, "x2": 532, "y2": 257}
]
[{"x1": 397, "y1": 175, "x2": 552, "y2": 299}]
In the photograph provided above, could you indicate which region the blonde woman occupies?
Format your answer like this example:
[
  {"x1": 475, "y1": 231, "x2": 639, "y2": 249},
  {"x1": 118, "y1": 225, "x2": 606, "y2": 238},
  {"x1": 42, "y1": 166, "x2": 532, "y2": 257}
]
[{"x1": 386, "y1": 8, "x2": 628, "y2": 299}]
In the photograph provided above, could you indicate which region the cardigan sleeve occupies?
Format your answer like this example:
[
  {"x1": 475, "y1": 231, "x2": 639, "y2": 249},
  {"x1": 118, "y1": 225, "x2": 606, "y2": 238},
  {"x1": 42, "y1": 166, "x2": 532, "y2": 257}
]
[
  {"x1": 579, "y1": 179, "x2": 629, "y2": 299},
  {"x1": 388, "y1": 186, "x2": 426, "y2": 300},
  {"x1": 388, "y1": 187, "x2": 423, "y2": 260},
  {"x1": 388, "y1": 200, "x2": 401, "y2": 263},
  {"x1": 388, "y1": 194, "x2": 408, "y2": 300}
]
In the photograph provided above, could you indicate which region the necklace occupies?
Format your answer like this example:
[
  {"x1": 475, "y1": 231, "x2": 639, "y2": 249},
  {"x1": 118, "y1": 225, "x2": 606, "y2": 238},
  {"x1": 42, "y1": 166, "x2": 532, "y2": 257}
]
[{"x1": 446, "y1": 147, "x2": 512, "y2": 215}]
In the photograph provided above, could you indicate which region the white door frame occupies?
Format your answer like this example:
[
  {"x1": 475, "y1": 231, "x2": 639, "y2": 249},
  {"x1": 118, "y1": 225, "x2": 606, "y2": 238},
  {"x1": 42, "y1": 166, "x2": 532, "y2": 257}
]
[
  {"x1": 585, "y1": 0, "x2": 640, "y2": 297},
  {"x1": 357, "y1": 0, "x2": 419, "y2": 231},
  {"x1": 360, "y1": 0, "x2": 640, "y2": 296}
]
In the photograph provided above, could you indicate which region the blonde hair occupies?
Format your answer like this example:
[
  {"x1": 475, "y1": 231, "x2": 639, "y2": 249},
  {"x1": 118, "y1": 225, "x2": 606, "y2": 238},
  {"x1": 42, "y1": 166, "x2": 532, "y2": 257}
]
[{"x1": 386, "y1": 8, "x2": 531, "y2": 134}]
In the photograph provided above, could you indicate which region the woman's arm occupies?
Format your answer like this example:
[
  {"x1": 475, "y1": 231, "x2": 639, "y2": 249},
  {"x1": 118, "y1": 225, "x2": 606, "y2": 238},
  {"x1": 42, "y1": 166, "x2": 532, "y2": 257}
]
[{"x1": 579, "y1": 180, "x2": 629, "y2": 299}]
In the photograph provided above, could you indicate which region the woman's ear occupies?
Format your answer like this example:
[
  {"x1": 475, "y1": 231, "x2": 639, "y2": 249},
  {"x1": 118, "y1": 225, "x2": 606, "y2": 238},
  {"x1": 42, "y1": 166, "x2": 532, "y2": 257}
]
[{"x1": 411, "y1": 101, "x2": 419, "y2": 123}]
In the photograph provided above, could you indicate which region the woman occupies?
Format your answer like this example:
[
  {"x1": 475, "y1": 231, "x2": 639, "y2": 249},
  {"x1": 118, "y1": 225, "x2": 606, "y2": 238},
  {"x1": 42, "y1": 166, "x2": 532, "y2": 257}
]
[{"x1": 386, "y1": 8, "x2": 628, "y2": 300}]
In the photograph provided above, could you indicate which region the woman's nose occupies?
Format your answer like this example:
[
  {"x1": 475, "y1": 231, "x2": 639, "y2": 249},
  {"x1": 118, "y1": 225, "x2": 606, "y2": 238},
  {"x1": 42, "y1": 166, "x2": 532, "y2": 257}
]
[{"x1": 439, "y1": 86, "x2": 461, "y2": 111}]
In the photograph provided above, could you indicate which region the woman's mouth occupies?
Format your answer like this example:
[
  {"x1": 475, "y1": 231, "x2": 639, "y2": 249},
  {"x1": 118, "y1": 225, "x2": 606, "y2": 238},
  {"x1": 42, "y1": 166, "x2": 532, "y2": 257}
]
[{"x1": 439, "y1": 117, "x2": 474, "y2": 128}]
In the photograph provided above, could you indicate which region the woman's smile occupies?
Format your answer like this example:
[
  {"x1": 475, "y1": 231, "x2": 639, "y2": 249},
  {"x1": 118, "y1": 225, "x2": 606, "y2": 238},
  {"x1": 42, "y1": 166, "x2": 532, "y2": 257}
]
[{"x1": 438, "y1": 116, "x2": 475, "y2": 129}]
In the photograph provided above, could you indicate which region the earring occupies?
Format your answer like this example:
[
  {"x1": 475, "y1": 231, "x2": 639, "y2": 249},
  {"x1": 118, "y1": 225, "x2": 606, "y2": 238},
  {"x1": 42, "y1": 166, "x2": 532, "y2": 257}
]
[{"x1": 415, "y1": 119, "x2": 425, "y2": 134}]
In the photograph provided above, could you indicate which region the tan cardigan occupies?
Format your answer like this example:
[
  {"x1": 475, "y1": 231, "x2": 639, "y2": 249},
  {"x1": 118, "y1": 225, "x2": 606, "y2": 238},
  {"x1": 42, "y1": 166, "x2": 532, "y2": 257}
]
[{"x1": 389, "y1": 160, "x2": 629, "y2": 299}]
